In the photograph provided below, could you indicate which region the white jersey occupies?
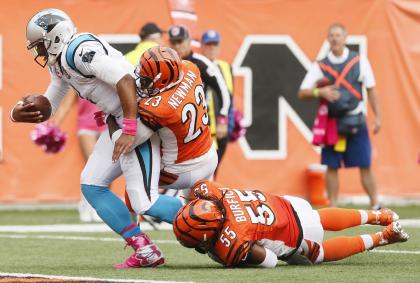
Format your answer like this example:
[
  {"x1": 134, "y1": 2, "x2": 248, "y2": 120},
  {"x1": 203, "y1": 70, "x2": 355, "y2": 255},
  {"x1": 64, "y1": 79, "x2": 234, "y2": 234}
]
[
  {"x1": 44, "y1": 34, "x2": 159, "y2": 214},
  {"x1": 45, "y1": 33, "x2": 135, "y2": 119}
]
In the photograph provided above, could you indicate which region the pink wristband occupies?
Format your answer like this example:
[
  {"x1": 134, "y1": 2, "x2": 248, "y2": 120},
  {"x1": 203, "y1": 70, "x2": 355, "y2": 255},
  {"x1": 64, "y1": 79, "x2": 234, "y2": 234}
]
[{"x1": 122, "y1": 118, "x2": 137, "y2": 136}]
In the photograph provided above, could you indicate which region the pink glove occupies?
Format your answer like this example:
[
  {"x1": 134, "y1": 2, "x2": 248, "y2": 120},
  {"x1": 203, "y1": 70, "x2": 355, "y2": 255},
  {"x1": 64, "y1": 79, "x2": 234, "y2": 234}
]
[
  {"x1": 229, "y1": 110, "x2": 247, "y2": 142},
  {"x1": 30, "y1": 122, "x2": 67, "y2": 154},
  {"x1": 94, "y1": 111, "x2": 106, "y2": 127}
]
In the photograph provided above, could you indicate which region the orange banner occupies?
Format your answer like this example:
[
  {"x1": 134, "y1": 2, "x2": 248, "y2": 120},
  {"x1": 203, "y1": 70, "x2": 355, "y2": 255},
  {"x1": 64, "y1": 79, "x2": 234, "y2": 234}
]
[{"x1": 0, "y1": 0, "x2": 419, "y2": 203}]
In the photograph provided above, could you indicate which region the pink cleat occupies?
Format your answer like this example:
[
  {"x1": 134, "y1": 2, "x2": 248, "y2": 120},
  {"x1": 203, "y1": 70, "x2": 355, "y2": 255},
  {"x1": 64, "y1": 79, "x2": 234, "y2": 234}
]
[{"x1": 113, "y1": 234, "x2": 165, "y2": 269}]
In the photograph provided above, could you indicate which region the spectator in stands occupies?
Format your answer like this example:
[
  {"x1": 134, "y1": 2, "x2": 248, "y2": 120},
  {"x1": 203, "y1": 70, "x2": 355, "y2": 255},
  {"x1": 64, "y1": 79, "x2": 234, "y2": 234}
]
[
  {"x1": 201, "y1": 29, "x2": 234, "y2": 174},
  {"x1": 168, "y1": 25, "x2": 230, "y2": 162},
  {"x1": 125, "y1": 22, "x2": 163, "y2": 65},
  {"x1": 297, "y1": 23, "x2": 381, "y2": 209}
]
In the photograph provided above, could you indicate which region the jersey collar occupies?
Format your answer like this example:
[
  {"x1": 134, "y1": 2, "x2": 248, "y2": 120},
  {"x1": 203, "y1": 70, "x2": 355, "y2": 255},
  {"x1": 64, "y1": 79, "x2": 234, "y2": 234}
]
[{"x1": 327, "y1": 47, "x2": 349, "y2": 64}]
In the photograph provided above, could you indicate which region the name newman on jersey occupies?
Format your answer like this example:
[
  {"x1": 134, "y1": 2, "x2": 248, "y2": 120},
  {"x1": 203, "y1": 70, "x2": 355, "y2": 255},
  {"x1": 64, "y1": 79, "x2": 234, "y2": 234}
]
[{"x1": 168, "y1": 69, "x2": 198, "y2": 110}]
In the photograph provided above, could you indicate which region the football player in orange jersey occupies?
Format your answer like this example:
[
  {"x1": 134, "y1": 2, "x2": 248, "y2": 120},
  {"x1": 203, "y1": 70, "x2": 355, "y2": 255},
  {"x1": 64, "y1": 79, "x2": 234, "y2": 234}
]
[
  {"x1": 136, "y1": 46, "x2": 217, "y2": 190},
  {"x1": 108, "y1": 46, "x2": 217, "y2": 200},
  {"x1": 173, "y1": 180, "x2": 409, "y2": 268}
]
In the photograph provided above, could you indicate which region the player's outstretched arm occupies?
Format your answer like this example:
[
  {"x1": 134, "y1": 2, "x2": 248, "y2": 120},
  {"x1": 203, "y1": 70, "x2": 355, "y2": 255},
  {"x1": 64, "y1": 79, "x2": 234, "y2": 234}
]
[
  {"x1": 245, "y1": 244, "x2": 278, "y2": 268},
  {"x1": 116, "y1": 74, "x2": 138, "y2": 121},
  {"x1": 112, "y1": 74, "x2": 137, "y2": 161},
  {"x1": 10, "y1": 100, "x2": 44, "y2": 123}
]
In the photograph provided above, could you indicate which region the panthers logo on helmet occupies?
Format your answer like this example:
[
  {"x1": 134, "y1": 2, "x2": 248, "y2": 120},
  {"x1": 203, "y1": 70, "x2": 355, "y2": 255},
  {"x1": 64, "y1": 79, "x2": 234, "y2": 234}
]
[
  {"x1": 35, "y1": 13, "x2": 67, "y2": 32},
  {"x1": 173, "y1": 199, "x2": 224, "y2": 249}
]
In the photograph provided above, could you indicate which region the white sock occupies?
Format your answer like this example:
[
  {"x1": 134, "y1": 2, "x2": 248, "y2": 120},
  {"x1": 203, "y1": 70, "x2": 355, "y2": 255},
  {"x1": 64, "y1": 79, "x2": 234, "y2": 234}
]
[
  {"x1": 359, "y1": 210, "x2": 368, "y2": 224},
  {"x1": 361, "y1": 234, "x2": 374, "y2": 250}
]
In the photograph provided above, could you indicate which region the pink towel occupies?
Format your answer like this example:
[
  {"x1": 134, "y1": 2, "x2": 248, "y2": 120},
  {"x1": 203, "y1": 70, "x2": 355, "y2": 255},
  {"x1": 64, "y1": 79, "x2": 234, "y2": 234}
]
[
  {"x1": 312, "y1": 99, "x2": 338, "y2": 146},
  {"x1": 77, "y1": 98, "x2": 106, "y2": 131}
]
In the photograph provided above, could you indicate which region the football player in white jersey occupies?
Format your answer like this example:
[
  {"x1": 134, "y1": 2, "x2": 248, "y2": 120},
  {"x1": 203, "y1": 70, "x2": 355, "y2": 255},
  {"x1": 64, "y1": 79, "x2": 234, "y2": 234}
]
[{"x1": 10, "y1": 8, "x2": 182, "y2": 268}]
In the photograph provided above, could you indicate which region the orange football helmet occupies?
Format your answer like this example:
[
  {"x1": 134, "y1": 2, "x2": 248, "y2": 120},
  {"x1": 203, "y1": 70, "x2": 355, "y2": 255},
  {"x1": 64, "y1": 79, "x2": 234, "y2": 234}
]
[
  {"x1": 173, "y1": 198, "x2": 224, "y2": 250},
  {"x1": 135, "y1": 46, "x2": 183, "y2": 97}
]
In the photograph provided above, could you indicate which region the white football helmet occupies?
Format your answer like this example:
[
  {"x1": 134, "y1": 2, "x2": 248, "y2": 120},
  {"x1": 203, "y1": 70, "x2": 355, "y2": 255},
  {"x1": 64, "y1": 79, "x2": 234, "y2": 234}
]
[{"x1": 26, "y1": 8, "x2": 76, "y2": 67}]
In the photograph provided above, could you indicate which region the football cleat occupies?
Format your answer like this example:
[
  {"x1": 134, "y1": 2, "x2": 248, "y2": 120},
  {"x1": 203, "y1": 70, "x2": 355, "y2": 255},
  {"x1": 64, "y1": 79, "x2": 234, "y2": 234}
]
[
  {"x1": 113, "y1": 234, "x2": 164, "y2": 269},
  {"x1": 376, "y1": 222, "x2": 409, "y2": 246},
  {"x1": 369, "y1": 209, "x2": 399, "y2": 226}
]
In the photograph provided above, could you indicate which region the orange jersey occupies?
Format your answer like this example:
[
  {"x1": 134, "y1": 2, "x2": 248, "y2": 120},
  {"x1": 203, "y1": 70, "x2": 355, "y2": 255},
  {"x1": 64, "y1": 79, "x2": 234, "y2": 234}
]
[
  {"x1": 138, "y1": 60, "x2": 212, "y2": 165},
  {"x1": 192, "y1": 180, "x2": 303, "y2": 267}
]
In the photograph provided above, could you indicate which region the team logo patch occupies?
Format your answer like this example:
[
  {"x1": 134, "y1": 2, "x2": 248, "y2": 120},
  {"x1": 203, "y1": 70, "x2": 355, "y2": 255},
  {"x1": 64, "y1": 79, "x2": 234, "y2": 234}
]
[
  {"x1": 170, "y1": 26, "x2": 180, "y2": 37},
  {"x1": 81, "y1": 51, "x2": 96, "y2": 63},
  {"x1": 35, "y1": 13, "x2": 66, "y2": 32}
]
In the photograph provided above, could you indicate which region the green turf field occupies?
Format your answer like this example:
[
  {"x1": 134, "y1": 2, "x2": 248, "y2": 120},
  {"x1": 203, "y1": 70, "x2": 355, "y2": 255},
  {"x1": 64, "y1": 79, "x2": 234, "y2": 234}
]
[{"x1": 0, "y1": 206, "x2": 419, "y2": 283}]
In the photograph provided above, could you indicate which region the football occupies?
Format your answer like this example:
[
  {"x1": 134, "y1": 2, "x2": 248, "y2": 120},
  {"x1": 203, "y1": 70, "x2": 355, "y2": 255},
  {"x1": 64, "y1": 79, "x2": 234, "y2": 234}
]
[
  {"x1": 24, "y1": 94, "x2": 52, "y2": 122},
  {"x1": 316, "y1": 77, "x2": 332, "y2": 87}
]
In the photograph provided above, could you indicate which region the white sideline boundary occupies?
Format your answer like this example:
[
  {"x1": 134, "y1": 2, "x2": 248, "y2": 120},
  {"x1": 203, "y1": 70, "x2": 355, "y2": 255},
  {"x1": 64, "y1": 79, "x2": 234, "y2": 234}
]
[
  {"x1": 0, "y1": 272, "x2": 193, "y2": 283},
  {"x1": 370, "y1": 249, "x2": 420, "y2": 255},
  {"x1": 0, "y1": 219, "x2": 419, "y2": 233},
  {"x1": 0, "y1": 234, "x2": 178, "y2": 244},
  {"x1": 1, "y1": 194, "x2": 420, "y2": 210},
  {"x1": 0, "y1": 222, "x2": 172, "y2": 232},
  {"x1": 338, "y1": 195, "x2": 420, "y2": 206}
]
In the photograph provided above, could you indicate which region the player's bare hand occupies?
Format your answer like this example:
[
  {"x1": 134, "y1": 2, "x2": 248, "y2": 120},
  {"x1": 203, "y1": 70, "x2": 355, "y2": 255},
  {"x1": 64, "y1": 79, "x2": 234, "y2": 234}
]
[
  {"x1": 216, "y1": 123, "x2": 228, "y2": 139},
  {"x1": 372, "y1": 117, "x2": 381, "y2": 134},
  {"x1": 319, "y1": 86, "x2": 340, "y2": 103},
  {"x1": 10, "y1": 100, "x2": 43, "y2": 123},
  {"x1": 112, "y1": 133, "x2": 135, "y2": 162}
]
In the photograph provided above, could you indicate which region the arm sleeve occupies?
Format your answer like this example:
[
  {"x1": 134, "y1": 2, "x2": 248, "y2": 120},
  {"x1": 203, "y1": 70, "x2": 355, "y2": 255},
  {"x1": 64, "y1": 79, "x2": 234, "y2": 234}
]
[
  {"x1": 74, "y1": 42, "x2": 131, "y2": 86},
  {"x1": 227, "y1": 240, "x2": 253, "y2": 267},
  {"x1": 359, "y1": 56, "x2": 376, "y2": 88},
  {"x1": 258, "y1": 247, "x2": 278, "y2": 268},
  {"x1": 139, "y1": 107, "x2": 163, "y2": 131},
  {"x1": 199, "y1": 57, "x2": 230, "y2": 117},
  {"x1": 299, "y1": 62, "x2": 324, "y2": 89},
  {"x1": 44, "y1": 69, "x2": 71, "y2": 116}
]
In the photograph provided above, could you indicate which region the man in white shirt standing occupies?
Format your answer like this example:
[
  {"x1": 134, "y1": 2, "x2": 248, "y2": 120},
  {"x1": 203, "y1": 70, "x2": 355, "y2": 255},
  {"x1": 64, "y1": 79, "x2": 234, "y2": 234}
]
[{"x1": 298, "y1": 23, "x2": 381, "y2": 209}]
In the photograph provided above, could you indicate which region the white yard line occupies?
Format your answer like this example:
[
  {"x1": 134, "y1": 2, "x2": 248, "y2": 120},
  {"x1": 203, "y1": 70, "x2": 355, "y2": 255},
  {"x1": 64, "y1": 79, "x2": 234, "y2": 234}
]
[
  {"x1": 370, "y1": 249, "x2": 420, "y2": 255},
  {"x1": 0, "y1": 272, "x2": 193, "y2": 283},
  {"x1": 398, "y1": 219, "x2": 420, "y2": 227},
  {"x1": 0, "y1": 219, "x2": 419, "y2": 233}
]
